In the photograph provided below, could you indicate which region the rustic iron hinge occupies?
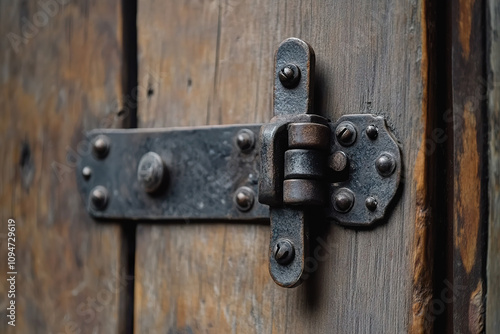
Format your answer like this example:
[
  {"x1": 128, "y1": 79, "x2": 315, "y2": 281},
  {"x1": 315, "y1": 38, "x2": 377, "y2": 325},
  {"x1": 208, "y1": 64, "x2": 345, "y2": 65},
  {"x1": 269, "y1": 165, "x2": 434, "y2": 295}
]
[{"x1": 77, "y1": 38, "x2": 401, "y2": 288}]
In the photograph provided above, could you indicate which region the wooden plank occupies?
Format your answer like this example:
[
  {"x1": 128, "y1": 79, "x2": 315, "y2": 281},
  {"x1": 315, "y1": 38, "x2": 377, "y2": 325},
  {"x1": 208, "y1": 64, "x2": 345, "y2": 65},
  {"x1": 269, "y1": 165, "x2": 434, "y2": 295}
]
[
  {"x1": 449, "y1": 0, "x2": 489, "y2": 332},
  {"x1": 0, "y1": 1, "x2": 132, "y2": 333},
  {"x1": 486, "y1": 0, "x2": 500, "y2": 331},
  {"x1": 135, "y1": 0, "x2": 434, "y2": 332}
]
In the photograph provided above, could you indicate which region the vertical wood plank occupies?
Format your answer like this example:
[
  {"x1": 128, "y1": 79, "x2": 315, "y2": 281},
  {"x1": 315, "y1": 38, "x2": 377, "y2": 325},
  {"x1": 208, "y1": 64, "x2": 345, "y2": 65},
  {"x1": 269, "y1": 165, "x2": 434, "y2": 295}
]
[
  {"x1": 0, "y1": 1, "x2": 131, "y2": 333},
  {"x1": 135, "y1": 0, "x2": 432, "y2": 333},
  {"x1": 486, "y1": 0, "x2": 500, "y2": 331},
  {"x1": 450, "y1": 0, "x2": 488, "y2": 332}
]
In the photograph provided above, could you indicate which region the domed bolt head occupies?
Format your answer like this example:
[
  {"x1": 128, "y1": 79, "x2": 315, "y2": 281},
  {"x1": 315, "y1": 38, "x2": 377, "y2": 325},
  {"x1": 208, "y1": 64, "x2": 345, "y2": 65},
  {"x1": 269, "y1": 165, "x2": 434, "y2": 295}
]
[
  {"x1": 92, "y1": 135, "x2": 110, "y2": 158},
  {"x1": 137, "y1": 152, "x2": 166, "y2": 193},
  {"x1": 366, "y1": 125, "x2": 378, "y2": 139},
  {"x1": 235, "y1": 129, "x2": 255, "y2": 152},
  {"x1": 278, "y1": 64, "x2": 301, "y2": 88},
  {"x1": 273, "y1": 239, "x2": 295, "y2": 265},
  {"x1": 333, "y1": 188, "x2": 355, "y2": 213},
  {"x1": 375, "y1": 152, "x2": 396, "y2": 177},
  {"x1": 90, "y1": 186, "x2": 109, "y2": 211},
  {"x1": 335, "y1": 122, "x2": 357, "y2": 146},
  {"x1": 365, "y1": 196, "x2": 378, "y2": 211},
  {"x1": 82, "y1": 166, "x2": 92, "y2": 179},
  {"x1": 234, "y1": 186, "x2": 255, "y2": 212}
]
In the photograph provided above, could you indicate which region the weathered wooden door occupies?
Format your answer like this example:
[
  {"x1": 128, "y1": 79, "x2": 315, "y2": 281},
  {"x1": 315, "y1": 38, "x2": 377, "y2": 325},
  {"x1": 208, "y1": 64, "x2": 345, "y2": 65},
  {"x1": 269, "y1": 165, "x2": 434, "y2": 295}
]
[{"x1": 1, "y1": 0, "x2": 498, "y2": 333}]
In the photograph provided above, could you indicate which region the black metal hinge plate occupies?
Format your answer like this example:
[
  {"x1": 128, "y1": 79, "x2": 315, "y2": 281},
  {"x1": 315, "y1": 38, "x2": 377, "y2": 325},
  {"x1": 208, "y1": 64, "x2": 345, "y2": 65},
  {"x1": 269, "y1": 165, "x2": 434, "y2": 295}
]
[{"x1": 76, "y1": 125, "x2": 269, "y2": 221}]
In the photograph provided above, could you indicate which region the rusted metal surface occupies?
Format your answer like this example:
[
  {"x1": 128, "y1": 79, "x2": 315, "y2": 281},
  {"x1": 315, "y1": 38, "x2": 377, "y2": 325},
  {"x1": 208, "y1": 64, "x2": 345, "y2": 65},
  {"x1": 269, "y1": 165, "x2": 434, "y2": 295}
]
[
  {"x1": 76, "y1": 125, "x2": 269, "y2": 221},
  {"x1": 137, "y1": 151, "x2": 167, "y2": 193},
  {"x1": 283, "y1": 179, "x2": 325, "y2": 206},
  {"x1": 259, "y1": 114, "x2": 329, "y2": 207},
  {"x1": 288, "y1": 123, "x2": 330, "y2": 150},
  {"x1": 274, "y1": 38, "x2": 315, "y2": 116},
  {"x1": 262, "y1": 38, "x2": 322, "y2": 287},
  {"x1": 335, "y1": 121, "x2": 357, "y2": 146},
  {"x1": 326, "y1": 114, "x2": 401, "y2": 227},
  {"x1": 233, "y1": 186, "x2": 255, "y2": 212},
  {"x1": 329, "y1": 151, "x2": 348, "y2": 172},
  {"x1": 269, "y1": 208, "x2": 307, "y2": 288},
  {"x1": 284, "y1": 149, "x2": 325, "y2": 179}
]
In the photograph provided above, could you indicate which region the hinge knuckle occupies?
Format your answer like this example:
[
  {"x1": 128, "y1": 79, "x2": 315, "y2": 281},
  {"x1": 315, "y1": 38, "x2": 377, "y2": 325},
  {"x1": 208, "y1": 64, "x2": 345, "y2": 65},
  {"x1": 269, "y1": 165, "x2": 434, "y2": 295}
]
[{"x1": 288, "y1": 123, "x2": 330, "y2": 150}]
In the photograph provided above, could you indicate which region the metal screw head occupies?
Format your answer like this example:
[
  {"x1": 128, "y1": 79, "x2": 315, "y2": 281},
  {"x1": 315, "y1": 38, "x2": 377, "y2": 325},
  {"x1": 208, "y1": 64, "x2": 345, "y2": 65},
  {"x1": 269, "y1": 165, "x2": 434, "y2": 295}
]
[
  {"x1": 234, "y1": 186, "x2": 255, "y2": 212},
  {"x1": 329, "y1": 151, "x2": 348, "y2": 172},
  {"x1": 365, "y1": 196, "x2": 378, "y2": 211},
  {"x1": 92, "y1": 135, "x2": 110, "y2": 158},
  {"x1": 235, "y1": 129, "x2": 255, "y2": 152},
  {"x1": 273, "y1": 239, "x2": 295, "y2": 265},
  {"x1": 82, "y1": 166, "x2": 92, "y2": 179},
  {"x1": 278, "y1": 64, "x2": 301, "y2": 88},
  {"x1": 333, "y1": 188, "x2": 355, "y2": 213},
  {"x1": 90, "y1": 186, "x2": 109, "y2": 210},
  {"x1": 137, "y1": 152, "x2": 166, "y2": 193},
  {"x1": 375, "y1": 152, "x2": 396, "y2": 177},
  {"x1": 366, "y1": 125, "x2": 378, "y2": 139},
  {"x1": 335, "y1": 121, "x2": 357, "y2": 146}
]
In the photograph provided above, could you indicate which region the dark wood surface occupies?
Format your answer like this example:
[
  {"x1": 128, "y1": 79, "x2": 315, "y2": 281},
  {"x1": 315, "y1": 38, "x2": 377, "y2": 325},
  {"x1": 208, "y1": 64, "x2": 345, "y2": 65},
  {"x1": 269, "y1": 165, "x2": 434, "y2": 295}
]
[
  {"x1": 134, "y1": 0, "x2": 436, "y2": 332},
  {"x1": 449, "y1": 0, "x2": 489, "y2": 332},
  {"x1": 487, "y1": 0, "x2": 500, "y2": 332},
  {"x1": 0, "y1": 1, "x2": 132, "y2": 333}
]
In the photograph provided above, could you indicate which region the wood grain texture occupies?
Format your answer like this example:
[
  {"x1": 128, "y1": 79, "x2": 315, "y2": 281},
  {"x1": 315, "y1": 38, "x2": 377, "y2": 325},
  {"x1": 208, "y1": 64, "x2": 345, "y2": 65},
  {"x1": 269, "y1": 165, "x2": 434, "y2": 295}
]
[
  {"x1": 486, "y1": 0, "x2": 500, "y2": 331},
  {"x1": 135, "y1": 0, "x2": 431, "y2": 333},
  {"x1": 409, "y1": 1, "x2": 446, "y2": 332},
  {"x1": 450, "y1": 0, "x2": 488, "y2": 332},
  {"x1": 0, "y1": 1, "x2": 132, "y2": 333}
]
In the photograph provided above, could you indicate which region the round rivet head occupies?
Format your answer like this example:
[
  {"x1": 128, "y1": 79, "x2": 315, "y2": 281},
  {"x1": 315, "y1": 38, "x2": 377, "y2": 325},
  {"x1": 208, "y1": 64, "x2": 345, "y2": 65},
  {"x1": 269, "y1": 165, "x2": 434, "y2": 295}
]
[
  {"x1": 235, "y1": 129, "x2": 255, "y2": 152},
  {"x1": 329, "y1": 151, "x2": 348, "y2": 172},
  {"x1": 333, "y1": 188, "x2": 355, "y2": 213},
  {"x1": 137, "y1": 152, "x2": 166, "y2": 193},
  {"x1": 234, "y1": 186, "x2": 254, "y2": 212},
  {"x1": 90, "y1": 186, "x2": 108, "y2": 211},
  {"x1": 82, "y1": 166, "x2": 92, "y2": 179},
  {"x1": 279, "y1": 64, "x2": 301, "y2": 88},
  {"x1": 273, "y1": 239, "x2": 295, "y2": 265},
  {"x1": 376, "y1": 152, "x2": 396, "y2": 177},
  {"x1": 366, "y1": 125, "x2": 378, "y2": 139},
  {"x1": 92, "y1": 135, "x2": 110, "y2": 158},
  {"x1": 335, "y1": 121, "x2": 357, "y2": 146},
  {"x1": 365, "y1": 197, "x2": 378, "y2": 211}
]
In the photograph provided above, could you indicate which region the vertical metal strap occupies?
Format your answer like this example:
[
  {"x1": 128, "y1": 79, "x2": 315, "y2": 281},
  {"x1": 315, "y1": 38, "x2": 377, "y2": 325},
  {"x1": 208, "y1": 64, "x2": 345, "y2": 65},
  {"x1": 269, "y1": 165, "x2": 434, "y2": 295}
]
[{"x1": 260, "y1": 38, "x2": 317, "y2": 287}]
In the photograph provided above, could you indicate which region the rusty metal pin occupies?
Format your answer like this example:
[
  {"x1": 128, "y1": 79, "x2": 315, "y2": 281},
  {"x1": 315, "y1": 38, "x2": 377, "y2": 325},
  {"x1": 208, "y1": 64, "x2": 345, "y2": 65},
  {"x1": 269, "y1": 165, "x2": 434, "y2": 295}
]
[
  {"x1": 92, "y1": 135, "x2": 110, "y2": 158},
  {"x1": 330, "y1": 151, "x2": 348, "y2": 172},
  {"x1": 335, "y1": 122, "x2": 357, "y2": 146},
  {"x1": 90, "y1": 186, "x2": 109, "y2": 211},
  {"x1": 273, "y1": 239, "x2": 295, "y2": 265},
  {"x1": 375, "y1": 152, "x2": 396, "y2": 177},
  {"x1": 234, "y1": 186, "x2": 255, "y2": 212},
  {"x1": 278, "y1": 64, "x2": 301, "y2": 88},
  {"x1": 235, "y1": 129, "x2": 255, "y2": 152}
]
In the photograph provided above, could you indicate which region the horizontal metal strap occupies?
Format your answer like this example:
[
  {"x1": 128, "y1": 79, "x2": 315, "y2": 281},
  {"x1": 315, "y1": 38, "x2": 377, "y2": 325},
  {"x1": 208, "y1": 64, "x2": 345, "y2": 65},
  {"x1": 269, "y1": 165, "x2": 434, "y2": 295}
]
[{"x1": 76, "y1": 124, "x2": 270, "y2": 221}]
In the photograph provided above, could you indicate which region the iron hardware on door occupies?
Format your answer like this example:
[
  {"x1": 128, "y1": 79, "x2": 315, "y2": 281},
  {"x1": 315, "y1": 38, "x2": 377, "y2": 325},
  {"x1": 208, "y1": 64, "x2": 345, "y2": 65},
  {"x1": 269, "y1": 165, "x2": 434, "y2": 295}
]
[{"x1": 76, "y1": 38, "x2": 401, "y2": 288}]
